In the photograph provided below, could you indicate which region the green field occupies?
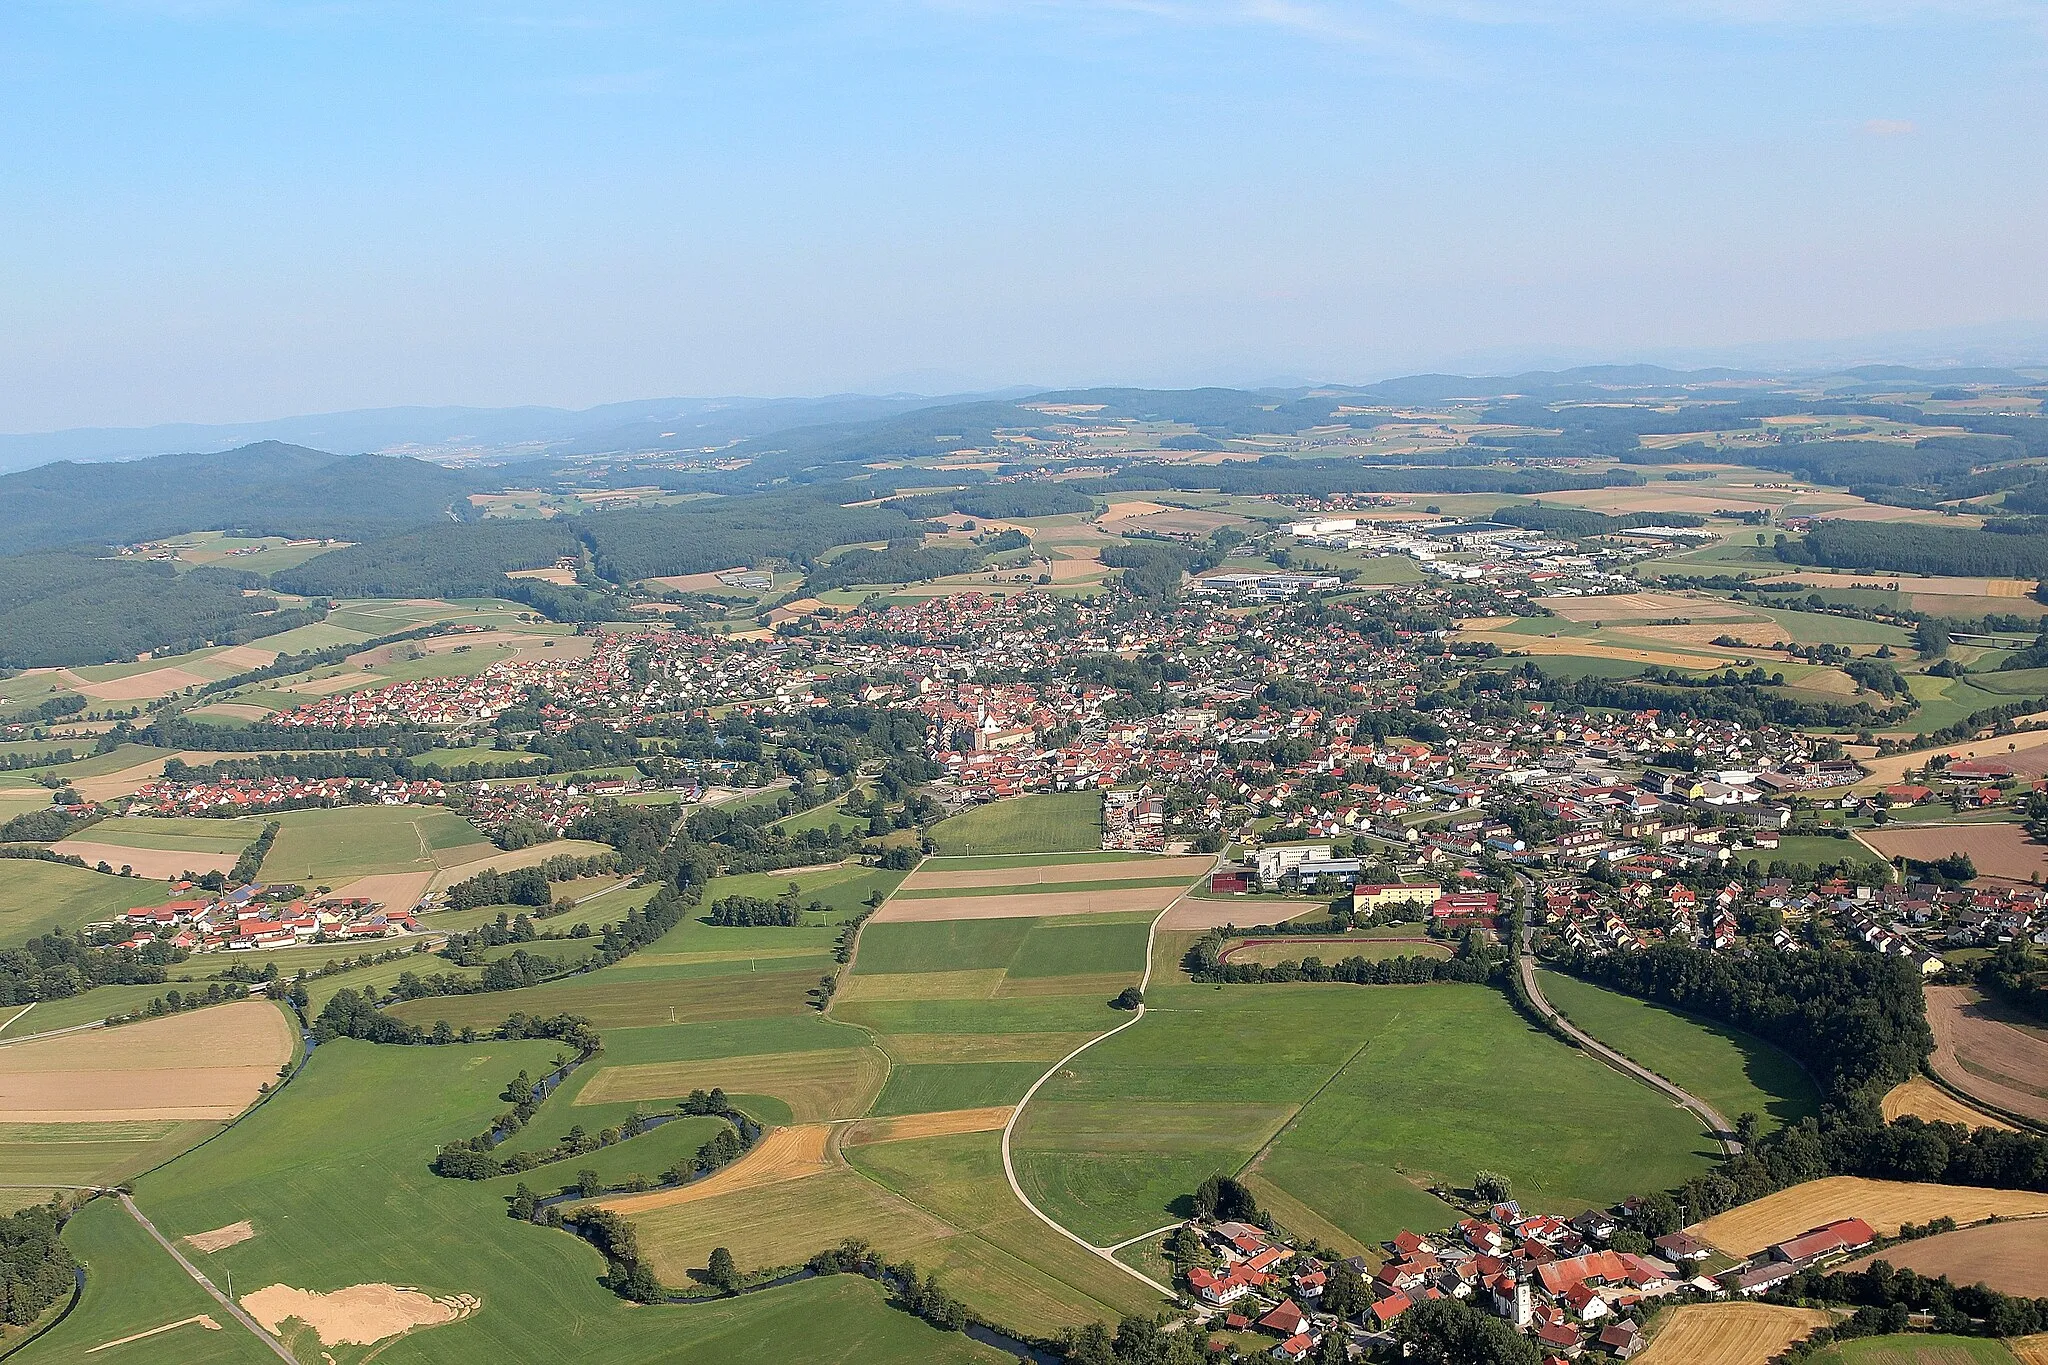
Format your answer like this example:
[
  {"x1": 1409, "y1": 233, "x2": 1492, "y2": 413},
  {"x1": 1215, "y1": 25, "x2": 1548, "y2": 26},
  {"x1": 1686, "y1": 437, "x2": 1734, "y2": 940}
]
[
  {"x1": 259, "y1": 805, "x2": 492, "y2": 882},
  {"x1": 1012, "y1": 980, "x2": 1718, "y2": 1247},
  {"x1": 385, "y1": 965, "x2": 821, "y2": 1031},
  {"x1": 20, "y1": 1039, "x2": 1011, "y2": 1365},
  {"x1": 65, "y1": 814, "x2": 260, "y2": 855},
  {"x1": 1756, "y1": 833, "x2": 1890, "y2": 873},
  {"x1": 1536, "y1": 970, "x2": 1821, "y2": 1132},
  {"x1": 1808, "y1": 1337, "x2": 2019, "y2": 1364},
  {"x1": 928, "y1": 793, "x2": 1103, "y2": 856},
  {"x1": 0, "y1": 1118, "x2": 224, "y2": 1191},
  {"x1": 917, "y1": 852, "x2": 1144, "y2": 872},
  {"x1": 0, "y1": 983, "x2": 187, "y2": 1037},
  {"x1": 1749, "y1": 606, "x2": 1915, "y2": 648},
  {"x1": 0, "y1": 859, "x2": 170, "y2": 946}
]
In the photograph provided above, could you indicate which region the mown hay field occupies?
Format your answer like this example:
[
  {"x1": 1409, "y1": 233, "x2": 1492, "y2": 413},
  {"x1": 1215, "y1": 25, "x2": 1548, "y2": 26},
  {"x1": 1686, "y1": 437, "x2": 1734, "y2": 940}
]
[
  {"x1": 1926, "y1": 985, "x2": 2048, "y2": 1128},
  {"x1": 0, "y1": 1000, "x2": 294, "y2": 1123},
  {"x1": 927, "y1": 793, "x2": 1104, "y2": 855},
  {"x1": 0, "y1": 858, "x2": 171, "y2": 946},
  {"x1": 1841, "y1": 1219, "x2": 2048, "y2": 1297},
  {"x1": 574, "y1": 1046, "x2": 889, "y2": 1123},
  {"x1": 1638, "y1": 1302, "x2": 1832, "y2": 1365},
  {"x1": 1882, "y1": 1076, "x2": 2015, "y2": 1132},
  {"x1": 897, "y1": 855, "x2": 1208, "y2": 892},
  {"x1": 1864, "y1": 823, "x2": 2048, "y2": 883},
  {"x1": 1691, "y1": 1177, "x2": 2048, "y2": 1258},
  {"x1": 1812, "y1": 1336, "x2": 2022, "y2": 1364}
]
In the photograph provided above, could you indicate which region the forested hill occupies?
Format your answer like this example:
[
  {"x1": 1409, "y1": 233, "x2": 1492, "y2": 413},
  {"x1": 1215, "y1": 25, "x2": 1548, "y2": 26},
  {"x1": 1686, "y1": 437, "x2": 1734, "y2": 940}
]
[{"x1": 0, "y1": 441, "x2": 481, "y2": 553}]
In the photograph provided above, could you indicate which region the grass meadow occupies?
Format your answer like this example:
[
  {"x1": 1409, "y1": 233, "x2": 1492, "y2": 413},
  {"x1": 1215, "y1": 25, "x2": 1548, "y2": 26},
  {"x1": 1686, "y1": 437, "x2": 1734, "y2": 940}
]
[
  {"x1": 927, "y1": 793, "x2": 1104, "y2": 855},
  {"x1": 1536, "y1": 970, "x2": 1822, "y2": 1133},
  {"x1": 0, "y1": 859, "x2": 171, "y2": 946}
]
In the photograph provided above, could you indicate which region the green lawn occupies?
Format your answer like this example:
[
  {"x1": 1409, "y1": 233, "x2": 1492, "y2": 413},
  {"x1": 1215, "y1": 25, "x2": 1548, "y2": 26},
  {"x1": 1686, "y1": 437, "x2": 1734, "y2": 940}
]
[
  {"x1": 918, "y1": 852, "x2": 1145, "y2": 872},
  {"x1": 1013, "y1": 981, "x2": 1718, "y2": 1247},
  {"x1": 928, "y1": 794, "x2": 1103, "y2": 856},
  {"x1": 1808, "y1": 1336, "x2": 2019, "y2": 1364},
  {"x1": 1536, "y1": 971, "x2": 1821, "y2": 1132},
  {"x1": 0, "y1": 860, "x2": 170, "y2": 946},
  {"x1": 1760, "y1": 833, "x2": 1891, "y2": 873},
  {"x1": 24, "y1": 1039, "x2": 1011, "y2": 1365},
  {"x1": 1750, "y1": 606, "x2": 1914, "y2": 647}
]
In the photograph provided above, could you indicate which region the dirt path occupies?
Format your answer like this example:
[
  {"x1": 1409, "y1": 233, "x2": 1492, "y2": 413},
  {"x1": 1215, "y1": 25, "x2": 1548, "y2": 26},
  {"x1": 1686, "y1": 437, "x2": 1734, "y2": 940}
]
[
  {"x1": 119, "y1": 1194, "x2": 295, "y2": 1362},
  {"x1": 1519, "y1": 927, "x2": 1739, "y2": 1156},
  {"x1": 998, "y1": 851, "x2": 1220, "y2": 1300}
]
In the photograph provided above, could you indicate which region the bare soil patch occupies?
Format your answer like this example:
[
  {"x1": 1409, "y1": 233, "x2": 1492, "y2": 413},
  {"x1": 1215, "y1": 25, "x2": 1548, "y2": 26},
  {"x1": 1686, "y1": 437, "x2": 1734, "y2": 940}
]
[
  {"x1": 1863, "y1": 823, "x2": 2048, "y2": 883},
  {"x1": 43, "y1": 840, "x2": 238, "y2": 880},
  {"x1": 1882, "y1": 1077, "x2": 2015, "y2": 1132},
  {"x1": 595, "y1": 1123, "x2": 837, "y2": 1215},
  {"x1": 1637, "y1": 1302, "x2": 1830, "y2": 1365},
  {"x1": 872, "y1": 884, "x2": 1183, "y2": 923},
  {"x1": 900, "y1": 856, "x2": 1209, "y2": 892},
  {"x1": 841, "y1": 1107, "x2": 1014, "y2": 1147},
  {"x1": 1841, "y1": 1218, "x2": 2048, "y2": 1295},
  {"x1": 241, "y1": 1283, "x2": 477, "y2": 1347},
  {"x1": 0, "y1": 1000, "x2": 293, "y2": 1122},
  {"x1": 1927, "y1": 985, "x2": 2048, "y2": 1126},
  {"x1": 1689, "y1": 1176, "x2": 2048, "y2": 1258},
  {"x1": 184, "y1": 1220, "x2": 256, "y2": 1253}
]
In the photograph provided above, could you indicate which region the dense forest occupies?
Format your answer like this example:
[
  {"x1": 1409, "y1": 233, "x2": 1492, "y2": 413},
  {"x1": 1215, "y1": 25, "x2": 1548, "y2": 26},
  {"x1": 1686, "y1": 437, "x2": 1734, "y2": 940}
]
[
  {"x1": 1783, "y1": 521, "x2": 2048, "y2": 578},
  {"x1": 0, "y1": 551, "x2": 327, "y2": 668},
  {"x1": 0, "y1": 442, "x2": 480, "y2": 554},
  {"x1": 272, "y1": 519, "x2": 581, "y2": 597},
  {"x1": 580, "y1": 492, "x2": 911, "y2": 581},
  {"x1": 804, "y1": 542, "x2": 986, "y2": 592}
]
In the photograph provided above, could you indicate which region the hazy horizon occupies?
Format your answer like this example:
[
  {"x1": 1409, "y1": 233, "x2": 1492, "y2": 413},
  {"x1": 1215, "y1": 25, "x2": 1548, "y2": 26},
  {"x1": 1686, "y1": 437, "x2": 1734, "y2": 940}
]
[{"x1": 5, "y1": 1, "x2": 2046, "y2": 432}]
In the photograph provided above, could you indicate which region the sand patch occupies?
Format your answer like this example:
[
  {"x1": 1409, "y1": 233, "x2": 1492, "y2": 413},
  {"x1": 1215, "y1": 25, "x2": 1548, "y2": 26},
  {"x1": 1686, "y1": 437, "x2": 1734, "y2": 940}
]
[
  {"x1": 44, "y1": 841, "x2": 238, "y2": 880},
  {"x1": 184, "y1": 1220, "x2": 256, "y2": 1253},
  {"x1": 841, "y1": 1106, "x2": 1013, "y2": 1146},
  {"x1": 871, "y1": 883, "x2": 1185, "y2": 923},
  {"x1": 0, "y1": 1001, "x2": 294, "y2": 1123},
  {"x1": 241, "y1": 1283, "x2": 477, "y2": 1347},
  {"x1": 1881, "y1": 1077, "x2": 2015, "y2": 1132},
  {"x1": 595, "y1": 1123, "x2": 837, "y2": 1215},
  {"x1": 900, "y1": 855, "x2": 1209, "y2": 891}
]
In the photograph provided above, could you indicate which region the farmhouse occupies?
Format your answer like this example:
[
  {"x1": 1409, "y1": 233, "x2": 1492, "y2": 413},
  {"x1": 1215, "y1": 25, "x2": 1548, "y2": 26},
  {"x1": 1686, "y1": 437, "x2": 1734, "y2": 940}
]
[{"x1": 1768, "y1": 1217, "x2": 1875, "y2": 1266}]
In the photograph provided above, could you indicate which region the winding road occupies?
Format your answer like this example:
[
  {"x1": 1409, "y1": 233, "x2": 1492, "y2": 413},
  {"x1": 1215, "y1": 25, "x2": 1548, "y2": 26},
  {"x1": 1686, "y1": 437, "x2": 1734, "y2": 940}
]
[{"x1": 1516, "y1": 924, "x2": 1742, "y2": 1157}]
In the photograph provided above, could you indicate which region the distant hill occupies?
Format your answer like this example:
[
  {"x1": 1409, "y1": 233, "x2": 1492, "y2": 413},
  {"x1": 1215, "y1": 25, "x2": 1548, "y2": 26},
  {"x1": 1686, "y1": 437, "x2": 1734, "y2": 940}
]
[{"x1": 0, "y1": 441, "x2": 479, "y2": 554}]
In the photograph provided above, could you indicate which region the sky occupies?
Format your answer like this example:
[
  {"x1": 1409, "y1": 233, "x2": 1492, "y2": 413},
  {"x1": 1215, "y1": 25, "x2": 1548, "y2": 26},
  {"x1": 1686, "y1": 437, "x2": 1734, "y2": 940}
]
[{"x1": 2, "y1": 0, "x2": 2046, "y2": 431}]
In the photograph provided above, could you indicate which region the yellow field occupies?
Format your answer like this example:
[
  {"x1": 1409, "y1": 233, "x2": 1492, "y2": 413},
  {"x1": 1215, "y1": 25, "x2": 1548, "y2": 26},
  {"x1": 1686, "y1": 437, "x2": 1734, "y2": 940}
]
[
  {"x1": 596, "y1": 1123, "x2": 840, "y2": 1216},
  {"x1": 841, "y1": 1107, "x2": 1014, "y2": 1146},
  {"x1": 0, "y1": 1001, "x2": 294, "y2": 1123},
  {"x1": 1881, "y1": 1077, "x2": 2015, "y2": 1132},
  {"x1": 1638, "y1": 1303, "x2": 1831, "y2": 1365},
  {"x1": 1690, "y1": 1177, "x2": 2048, "y2": 1258},
  {"x1": 574, "y1": 1047, "x2": 889, "y2": 1123}
]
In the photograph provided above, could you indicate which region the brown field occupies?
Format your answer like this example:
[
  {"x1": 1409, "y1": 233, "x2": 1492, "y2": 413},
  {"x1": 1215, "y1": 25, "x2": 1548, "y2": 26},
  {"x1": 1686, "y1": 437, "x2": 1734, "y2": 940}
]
[
  {"x1": 1842, "y1": 1218, "x2": 2048, "y2": 1295},
  {"x1": 572, "y1": 1047, "x2": 889, "y2": 1123},
  {"x1": 1758, "y1": 572, "x2": 2034, "y2": 598},
  {"x1": 1863, "y1": 824, "x2": 2048, "y2": 883},
  {"x1": 1689, "y1": 1177, "x2": 2048, "y2": 1258},
  {"x1": 1047, "y1": 554, "x2": 1109, "y2": 583},
  {"x1": 596, "y1": 1123, "x2": 838, "y2": 1215},
  {"x1": 1454, "y1": 629, "x2": 1727, "y2": 670},
  {"x1": 1637, "y1": 1303, "x2": 1831, "y2": 1365},
  {"x1": 1926, "y1": 985, "x2": 2048, "y2": 1127},
  {"x1": 641, "y1": 568, "x2": 749, "y2": 592},
  {"x1": 1097, "y1": 500, "x2": 1173, "y2": 522},
  {"x1": 186, "y1": 702, "x2": 276, "y2": 722},
  {"x1": 241, "y1": 1283, "x2": 477, "y2": 1348},
  {"x1": 1539, "y1": 591, "x2": 1761, "y2": 622},
  {"x1": 870, "y1": 883, "x2": 1184, "y2": 923},
  {"x1": 900, "y1": 856, "x2": 1209, "y2": 892},
  {"x1": 841, "y1": 1107, "x2": 1014, "y2": 1147},
  {"x1": 506, "y1": 566, "x2": 577, "y2": 584},
  {"x1": 0, "y1": 1001, "x2": 294, "y2": 1122},
  {"x1": 1856, "y1": 725, "x2": 2048, "y2": 788},
  {"x1": 1627, "y1": 621, "x2": 1797, "y2": 649},
  {"x1": 2014, "y1": 1336, "x2": 2048, "y2": 1365},
  {"x1": 1882, "y1": 1077, "x2": 2016, "y2": 1132},
  {"x1": 767, "y1": 597, "x2": 827, "y2": 624},
  {"x1": 184, "y1": 1220, "x2": 256, "y2": 1253},
  {"x1": 1158, "y1": 899, "x2": 1321, "y2": 930},
  {"x1": 327, "y1": 870, "x2": 435, "y2": 913},
  {"x1": 210, "y1": 646, "x2": 278, "y2": 669},
  {"x1": 43, "y1": 840, "x2": 238, "y2": 879},
  {"x1": 62, "y1": 667, "x2": 215, "y2": 702}
]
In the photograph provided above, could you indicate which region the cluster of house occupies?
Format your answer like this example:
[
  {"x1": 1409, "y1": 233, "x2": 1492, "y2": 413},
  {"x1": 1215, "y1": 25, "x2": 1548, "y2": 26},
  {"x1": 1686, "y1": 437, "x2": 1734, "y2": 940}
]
[
  {"x1": 122, "y1": 775, "x2": 446, "y2": 816},
  {"x1": 108, "y1": 883, "x2": 419, "y2": 953},
  {"x1": 461, "y1": 779, "x2": 599, "y2": 840},
  {"x1": 1177, "y1": 1202, "x2": 1880, "y2": 1361}
]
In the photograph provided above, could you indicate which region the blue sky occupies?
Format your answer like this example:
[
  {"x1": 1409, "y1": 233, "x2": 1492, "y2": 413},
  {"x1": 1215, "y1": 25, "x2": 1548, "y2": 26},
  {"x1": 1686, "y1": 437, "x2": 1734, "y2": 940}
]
[{"x1": 2, "y1": 1, "x2": 2044, "y2": 429}]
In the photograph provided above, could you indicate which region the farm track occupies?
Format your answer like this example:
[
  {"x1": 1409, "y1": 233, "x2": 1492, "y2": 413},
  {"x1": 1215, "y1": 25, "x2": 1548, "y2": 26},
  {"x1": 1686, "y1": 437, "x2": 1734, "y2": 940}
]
[
  {"x1": 118, "y1": 1194, "x2": 294, "y2": 1362},
  {"x1": 1518, "y1": 927, "x2": 1740, "y2": 1156}
]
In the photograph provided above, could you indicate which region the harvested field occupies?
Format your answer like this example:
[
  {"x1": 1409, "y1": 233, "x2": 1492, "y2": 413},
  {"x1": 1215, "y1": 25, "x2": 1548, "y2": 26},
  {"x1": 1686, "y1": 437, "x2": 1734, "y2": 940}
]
[
  {"x1": 186, "y1": 702, "x2": 275, "y2": 722},
  {"x1": 1047, "y1": 555, "x2": 1108, "y2": 583},
  {"x1": 872, "y1": 884, "x2": 1184, "y2": 923},
  {"x1": 1219, "y1": 936, "x2": 1449, "y2": 965},
  {"x1": 1882, "y1": 1077, "x2": 2015, "y2": 1132},
  {"x1": 183, "y1": 1220, "x2": 256, "y2": 1252},
  {"x1": 1689, "y1": 1177, "x2": 2048, "y2": 1258},
  {"x1": 427, "y1": 838, "x2": 617, "y2": 890},
  {"x1": 1097, "y1": 500, "x2": 1173, "y2": 522},
  {"x1": 595, "y1": 1123, "x2": 837, "y2": 1215},
  {"x1": 1158, "y1": 899, "x2": 1320, "y2": 930},
  {"x1": 2015, "y1": 1336, "x2": 2048, "y2": 1365},
  {"x1": 1627, "y1": 621, "x2": 1797, "y2": 648},
  {"x1": 505, "y1": 566, "x2": 576, "y2": 584},
  {"x1": 327, "y1": 870, "x2": 434, "y2": 914},
  {"x1": 1452, "y1": 629, "x2": 1725, "y2": 670},
  {"x1": 842, "y1": 1107, "x2": 1014, "y2": 1147},
  {"x1": 1638, "y1": 1302, "x2": 1831, "y2": 1365},
  {"x1": 241, "y1": 1283, "x2": 477, "y2": 1347},
  {"x1": 42, "y1": 840, "x2": 238, "y2": 879},
  {"x1": 1927, "y1": 985, "x2": 2048, "y2": 1126},
  {"x1": 642, "y1": 568, "x2": 748, "y2": 591},
  {"x1": 69, "y1": 666, "x2": 213, "y2": 702},
  {"x1": 211, "y1": 646, "x2": 279, "y2": 669},
  {"x1": 1841, "y1": 1218, "x2": 2048, "y2": 1295},
  {"x1": 0, "y1": 1001, "x2": 294, "y2": 1122},
  {"x1": 1857, "y1": 726, "x2": 2048, "y2": 788},
  {"x1": 1539, "y1": 591, "x2": 1760, "y2": 622},
  {"x1": 1758, "y1": 573, "x2": 2033, "y2": 598},
  {"x1": 573, "y1": 1047, "x2": 889, "y2": 1123},
  {"x1": 1863, "y1": 824, "x2": 2048, "y2": 883},
  {"x1": 898, "y1": 856, "x2": 1208, "y2": 892}
]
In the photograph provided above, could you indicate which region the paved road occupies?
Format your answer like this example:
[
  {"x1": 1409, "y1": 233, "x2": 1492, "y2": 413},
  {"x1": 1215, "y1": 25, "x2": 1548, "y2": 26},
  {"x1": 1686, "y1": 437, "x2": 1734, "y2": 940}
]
[
  {"x1": 1517, "y1": 928, "x2": 1741, "y2": 1157},
  {"x1": 119, "y1": 1194, "x2": 297, "y2": 1362}
]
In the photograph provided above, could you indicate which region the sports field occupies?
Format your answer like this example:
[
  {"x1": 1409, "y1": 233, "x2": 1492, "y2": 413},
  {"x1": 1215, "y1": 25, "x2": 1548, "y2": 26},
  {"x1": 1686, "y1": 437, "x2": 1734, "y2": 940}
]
[
  {"x1": 18, "y1": 1038, "x2": 1012, "y2": 1365},
  {"x1": 1690, "y1": 1176, "x2": 2048, "y2": 1258},
  {"x1": 0, "y1": 858, "x2": 170, "y2": 946},
  {"x1": 1012, "y1": 980, "x2": 1717, "y2": 1248},
  {"x1": 1537, "y1": 970, "x2": 1821, "y2": 1132},
  {"x1": 927, "y1": 793, "x2": 1104, "y2": 855}
]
